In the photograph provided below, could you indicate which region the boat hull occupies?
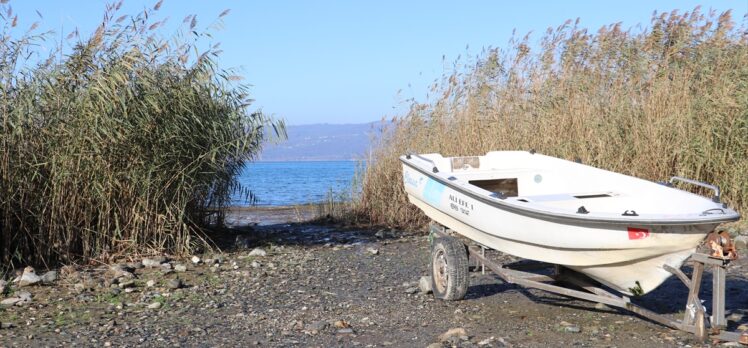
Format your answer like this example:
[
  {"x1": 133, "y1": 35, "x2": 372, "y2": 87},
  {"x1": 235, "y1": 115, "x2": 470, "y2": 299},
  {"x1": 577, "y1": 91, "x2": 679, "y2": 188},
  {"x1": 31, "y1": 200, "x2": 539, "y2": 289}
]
[{"x1": 403, "y1": 163, "x2": 717, "y2": 295}]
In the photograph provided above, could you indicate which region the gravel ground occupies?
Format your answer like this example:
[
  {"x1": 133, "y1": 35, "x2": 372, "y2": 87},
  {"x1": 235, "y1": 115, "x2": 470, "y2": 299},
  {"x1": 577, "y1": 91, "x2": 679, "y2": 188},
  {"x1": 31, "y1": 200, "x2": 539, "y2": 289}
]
[{"x1": 1, "y1": 217, "x2": 747, "y2": 347}]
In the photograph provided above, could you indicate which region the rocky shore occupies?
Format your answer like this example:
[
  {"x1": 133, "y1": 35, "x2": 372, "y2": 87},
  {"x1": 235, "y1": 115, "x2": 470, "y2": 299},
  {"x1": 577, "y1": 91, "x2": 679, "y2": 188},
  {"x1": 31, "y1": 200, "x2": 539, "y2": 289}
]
[{"x1": 1, "y1": 215, "x2": 747, "y2": 347}]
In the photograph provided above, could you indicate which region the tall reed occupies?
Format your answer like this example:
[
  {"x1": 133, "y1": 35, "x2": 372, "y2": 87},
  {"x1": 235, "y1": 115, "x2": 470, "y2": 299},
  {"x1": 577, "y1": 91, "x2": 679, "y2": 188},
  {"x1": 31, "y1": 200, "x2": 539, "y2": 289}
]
[
  {"x1": 358, "y1": 8, "x2": 748, "y2": 228},
  {"x1": 0, "y1": 1, "x2": 283, "y2": 266}
]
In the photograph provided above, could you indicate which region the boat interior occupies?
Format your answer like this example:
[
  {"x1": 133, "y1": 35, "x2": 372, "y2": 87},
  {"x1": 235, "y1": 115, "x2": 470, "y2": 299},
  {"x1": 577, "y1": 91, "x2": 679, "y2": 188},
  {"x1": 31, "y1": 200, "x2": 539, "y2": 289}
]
[{"x1": 417, "y1": 151, "x2": 721, "y2": 217}]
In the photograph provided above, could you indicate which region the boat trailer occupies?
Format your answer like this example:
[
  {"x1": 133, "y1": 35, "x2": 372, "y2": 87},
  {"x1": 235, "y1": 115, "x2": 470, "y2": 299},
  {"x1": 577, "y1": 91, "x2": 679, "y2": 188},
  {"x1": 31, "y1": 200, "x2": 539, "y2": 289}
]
[{"x1": 428, "y1": 223, "x2": 748, "y2": 345}]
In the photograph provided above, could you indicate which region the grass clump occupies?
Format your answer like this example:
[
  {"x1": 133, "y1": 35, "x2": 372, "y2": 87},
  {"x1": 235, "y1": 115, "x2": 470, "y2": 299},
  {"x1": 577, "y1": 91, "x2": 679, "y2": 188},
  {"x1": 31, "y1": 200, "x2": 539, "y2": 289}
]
[
  {"x1": 357, "y1": 8, "x2": 748, "y2": 228},
  {"x1": 0, "y1": 1, "x2": 283, "y2": 266}
]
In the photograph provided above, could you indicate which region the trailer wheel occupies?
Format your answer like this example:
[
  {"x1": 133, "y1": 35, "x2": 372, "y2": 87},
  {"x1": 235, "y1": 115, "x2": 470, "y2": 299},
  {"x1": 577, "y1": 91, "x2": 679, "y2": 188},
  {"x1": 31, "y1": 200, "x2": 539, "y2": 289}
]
[{"x1": 431, "y1": 236, "x2": 469, "y2": 300}]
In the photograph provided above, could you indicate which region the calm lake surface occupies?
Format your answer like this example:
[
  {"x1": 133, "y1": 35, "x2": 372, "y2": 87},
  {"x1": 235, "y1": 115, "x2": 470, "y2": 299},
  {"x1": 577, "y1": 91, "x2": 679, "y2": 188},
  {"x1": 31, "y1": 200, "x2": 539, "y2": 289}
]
[{"x1": 231, "y1": 161, "x2": 359, "y2": 206}]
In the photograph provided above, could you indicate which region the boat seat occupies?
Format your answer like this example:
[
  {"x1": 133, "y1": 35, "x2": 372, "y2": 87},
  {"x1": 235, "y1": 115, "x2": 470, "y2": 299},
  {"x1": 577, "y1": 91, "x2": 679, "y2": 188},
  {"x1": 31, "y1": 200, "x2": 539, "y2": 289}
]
[
  {"x1": 517, "y1": 192, "x2": 616, "y2": 202},
  {"x1": 516, "y1": 194, "x2": 576, "y2": 202}
]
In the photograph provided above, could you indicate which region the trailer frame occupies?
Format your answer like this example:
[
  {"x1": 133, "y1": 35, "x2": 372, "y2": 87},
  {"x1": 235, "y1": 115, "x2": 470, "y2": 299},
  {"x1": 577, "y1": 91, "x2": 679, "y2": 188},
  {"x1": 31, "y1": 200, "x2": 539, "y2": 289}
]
[{"x1": 429, "y1": 223, "x2": 748, "y2": 345}]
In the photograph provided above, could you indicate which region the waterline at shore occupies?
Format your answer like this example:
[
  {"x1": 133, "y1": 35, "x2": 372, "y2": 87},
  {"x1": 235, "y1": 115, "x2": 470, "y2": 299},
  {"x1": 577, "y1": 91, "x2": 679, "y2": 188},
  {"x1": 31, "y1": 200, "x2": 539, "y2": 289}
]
[{"x1": 225, "y1": 205, "x2": 323, "y2": 226}]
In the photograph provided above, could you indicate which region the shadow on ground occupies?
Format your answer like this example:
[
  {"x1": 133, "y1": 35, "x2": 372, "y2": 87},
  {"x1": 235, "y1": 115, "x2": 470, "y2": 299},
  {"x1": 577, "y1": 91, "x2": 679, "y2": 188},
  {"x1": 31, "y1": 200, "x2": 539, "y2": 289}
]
[
  {"x1": 462, "y1": 254, "x2": 748, "y2": 332},
  {"x1": 208, "y1": 221, "x2": 413, "y2": 252}
]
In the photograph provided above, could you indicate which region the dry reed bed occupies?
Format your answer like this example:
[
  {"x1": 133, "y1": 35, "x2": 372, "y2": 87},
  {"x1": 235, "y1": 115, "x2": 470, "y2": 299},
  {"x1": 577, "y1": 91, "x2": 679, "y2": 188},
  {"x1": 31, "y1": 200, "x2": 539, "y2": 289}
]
[
  {"x1": 0, "y1": 2, "x2": 283, "y2": 266},
  {"x1": 357, "y1": 8, "x2": 748, "y2": 228}
]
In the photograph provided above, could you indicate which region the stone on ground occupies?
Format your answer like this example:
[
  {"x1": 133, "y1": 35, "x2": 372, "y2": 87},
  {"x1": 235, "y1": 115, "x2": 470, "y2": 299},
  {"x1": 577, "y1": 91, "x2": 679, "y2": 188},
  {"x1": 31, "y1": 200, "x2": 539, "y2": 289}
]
[
  {"x1": 118, "y1": 280, "x2": 135, "y2": 288},
  {"x1": 438, "y1": 327, "x2": 467, "y2": 342},
  {"x1": 248, "y1": 248, "x2": 267, "y2": 257},
  {"x1": 17, "y1": 291, "x2": 31, "y2": 301},
  {"x1": 564, "y1": 325, "x2": 581, "y2": 333},
  {"x1": 126, "y1": 262, "x2": 143, "y2": 269},
  {"x1": 419, "y1": 276, "x2": 433, "y2": 294},
  {"x1": 40, "y1": 271, "x2": 58, "y2": 284},
  {"x1": 559, "y1": 321, "x2": 581, "y2": 333},
  {"x1": 235, "y1": 235, "x2": 251, "y2": 249},
  {"x1": 734, "y1": 235, "x2": 748, "y2": 250},
  {"x1": 107, "y1": 265, "x2": 134, "y2": 281},
  {"x1": 17, "y1": 267, "x2": 41, "y2": 287},
  {"x1": 1, "y1": 291, "x2": 32, "y2": 307},
  {"x1": 142, "y1": 257, "x2": 166, "y2": 268},
  {"x1": 166, "y1": 278, "x2": 183, "y2": 289},
  {"x1": 305, "y1": 321, "x2": 328, "y2": 334},
  {"x1": 0, "y1": 297, "x2": 21, "y2": 306}
]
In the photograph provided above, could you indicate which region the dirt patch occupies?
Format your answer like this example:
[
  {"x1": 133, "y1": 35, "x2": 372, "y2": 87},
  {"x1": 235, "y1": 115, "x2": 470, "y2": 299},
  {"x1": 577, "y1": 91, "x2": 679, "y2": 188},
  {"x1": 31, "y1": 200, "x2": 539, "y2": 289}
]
[{"x1": 1, "y1": 219, "x2": 747, "y2": 347}]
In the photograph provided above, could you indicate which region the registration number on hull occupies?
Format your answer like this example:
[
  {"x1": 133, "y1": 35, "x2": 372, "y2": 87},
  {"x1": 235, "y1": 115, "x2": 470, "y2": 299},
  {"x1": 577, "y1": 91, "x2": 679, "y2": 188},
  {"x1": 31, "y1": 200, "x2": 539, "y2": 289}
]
[{"x1": 449, "y1": 194, "x2": 474, "y2": 216}]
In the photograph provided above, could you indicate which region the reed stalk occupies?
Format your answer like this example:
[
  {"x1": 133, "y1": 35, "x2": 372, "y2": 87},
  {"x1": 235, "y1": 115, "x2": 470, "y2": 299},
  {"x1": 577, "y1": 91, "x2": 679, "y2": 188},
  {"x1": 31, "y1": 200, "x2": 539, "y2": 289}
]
[
  {"x1": 0, "y1": 1, "x2": 284, "y2": 266},
  {"x1": 357, "y1": 8, "x2": 748, "y2": 228}
]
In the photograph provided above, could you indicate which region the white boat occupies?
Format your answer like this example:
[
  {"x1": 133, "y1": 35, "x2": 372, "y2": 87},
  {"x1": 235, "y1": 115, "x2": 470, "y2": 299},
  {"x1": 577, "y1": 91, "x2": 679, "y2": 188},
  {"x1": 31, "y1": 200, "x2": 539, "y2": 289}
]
[{"x1": 400, "y1": 151, "x2": 740, "y2": 295}]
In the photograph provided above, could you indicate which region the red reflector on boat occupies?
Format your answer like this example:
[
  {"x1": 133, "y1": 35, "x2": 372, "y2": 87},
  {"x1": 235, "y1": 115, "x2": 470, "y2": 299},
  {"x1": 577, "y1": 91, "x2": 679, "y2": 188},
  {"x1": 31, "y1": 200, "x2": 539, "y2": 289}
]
[{"x1": 628, "y1": 227, "x2": 650, "y2": 240}]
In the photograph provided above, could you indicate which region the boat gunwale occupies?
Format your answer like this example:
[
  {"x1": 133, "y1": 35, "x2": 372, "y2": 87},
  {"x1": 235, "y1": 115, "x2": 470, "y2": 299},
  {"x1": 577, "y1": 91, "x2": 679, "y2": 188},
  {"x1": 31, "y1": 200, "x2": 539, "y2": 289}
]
[{"x1": 400, "y1": 154, "x2": 740, "y2": 226}]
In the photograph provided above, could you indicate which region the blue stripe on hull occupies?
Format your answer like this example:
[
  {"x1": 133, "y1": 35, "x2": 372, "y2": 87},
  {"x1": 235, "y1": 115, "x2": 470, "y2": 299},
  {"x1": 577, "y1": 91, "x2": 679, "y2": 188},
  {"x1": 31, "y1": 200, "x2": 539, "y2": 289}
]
[{"x1": 423, "y1": 178, "x2": 445, "y2": 205}]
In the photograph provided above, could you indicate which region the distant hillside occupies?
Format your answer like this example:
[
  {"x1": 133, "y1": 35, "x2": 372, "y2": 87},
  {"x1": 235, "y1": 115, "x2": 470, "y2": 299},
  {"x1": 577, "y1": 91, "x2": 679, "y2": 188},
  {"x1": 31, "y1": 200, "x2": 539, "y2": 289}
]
[{"x1": 259, "y1": 122, "x2": 385, "y2": 161}]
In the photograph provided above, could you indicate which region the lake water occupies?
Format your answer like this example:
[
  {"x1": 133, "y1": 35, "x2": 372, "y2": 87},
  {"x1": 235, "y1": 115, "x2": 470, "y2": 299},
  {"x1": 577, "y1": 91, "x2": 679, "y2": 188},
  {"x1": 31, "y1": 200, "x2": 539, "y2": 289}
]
[{"x1": 231, "y1": 161, "x2": 359, "y2": 206}]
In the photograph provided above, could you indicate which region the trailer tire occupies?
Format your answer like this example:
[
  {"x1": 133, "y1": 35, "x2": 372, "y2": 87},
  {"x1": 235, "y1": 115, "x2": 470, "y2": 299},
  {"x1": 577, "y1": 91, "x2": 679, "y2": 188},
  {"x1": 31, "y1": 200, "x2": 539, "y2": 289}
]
[{"x1": 431, "y1": 236, "x2": 469, "y2": 300}]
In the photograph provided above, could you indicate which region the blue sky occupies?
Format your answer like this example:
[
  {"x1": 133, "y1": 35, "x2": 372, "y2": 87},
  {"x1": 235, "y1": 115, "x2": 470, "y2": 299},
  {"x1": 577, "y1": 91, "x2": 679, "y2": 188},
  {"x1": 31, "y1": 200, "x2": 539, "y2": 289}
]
[{"x1": 9, "y1": 1, "x2": 747, "y2": 125}]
